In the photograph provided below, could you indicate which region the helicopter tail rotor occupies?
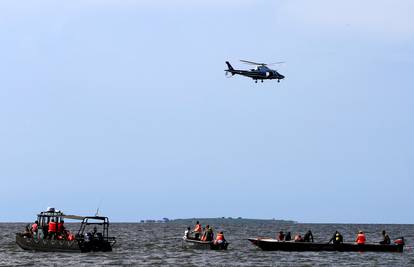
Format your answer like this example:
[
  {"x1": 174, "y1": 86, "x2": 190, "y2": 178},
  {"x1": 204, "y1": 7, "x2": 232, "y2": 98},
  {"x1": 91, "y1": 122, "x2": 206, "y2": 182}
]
[{"x1": 225, "y1": 71, "x2": 234, "y2": 78}]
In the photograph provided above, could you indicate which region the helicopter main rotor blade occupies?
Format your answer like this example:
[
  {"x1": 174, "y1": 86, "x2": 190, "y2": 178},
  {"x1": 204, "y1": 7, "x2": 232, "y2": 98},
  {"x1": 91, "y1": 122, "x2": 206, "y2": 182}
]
[
  {"x1": 267, "y1": 61, "x2": 285, "y2": 66},
  {"x1": 240, "y1": 60, "x2": 266, "y2": 66}
]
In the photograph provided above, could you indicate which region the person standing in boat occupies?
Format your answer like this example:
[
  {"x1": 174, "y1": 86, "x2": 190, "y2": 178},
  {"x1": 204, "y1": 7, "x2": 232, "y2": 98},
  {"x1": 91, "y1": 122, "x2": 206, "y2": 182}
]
[
  {"x1": 328, "y1": 231, "x2": 343, "y2": 244},
  {"x1": 57, "y1": 219, "x2": 65, "y2": 234},
  {"x1": 193, "y1": 221, "x2": 202, "y2": 240},
  {"x1": 48, "y1": 219, "x2": 57, "y2": 239},
  {"x1": 379, "y1": 230, "x2": 391, "y2": 245},
  {"x1": 355, "y1": 231, "x2": 366, "y2": 245},
  {"x1": 92, "y1": 226, "x2": 98, "y2": 237},
  {"x1": 42, "y1": 223, "x2": 49, "y2": 239},
  {"x1": 303, "y1": 230, "x2": 314, "y2": 242}
]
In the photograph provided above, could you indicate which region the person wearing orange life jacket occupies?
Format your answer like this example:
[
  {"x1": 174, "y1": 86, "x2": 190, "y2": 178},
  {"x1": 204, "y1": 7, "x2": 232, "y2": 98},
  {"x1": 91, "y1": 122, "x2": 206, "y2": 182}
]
[
  {"x1": 355, "y1": 231, "x2": 366, "y2": 244},
  {"x1": 193, "y1": 221, "x2": 202, "y2": 240},
  {"x1": 57, "y1": 220, "x2": 65, "y2": 237},
  {"x1": 57, "y1": 219, "x2": 65, "y2": 233},
  {"x1": 214, "y1": 231, "x2": 226, "y2": 245},
  {"x1": 48, "y1": 219, "x2": 57, "y2": 239},
  {"x1": 200, "y1": 226, "x2": 208, "y2": 241}
]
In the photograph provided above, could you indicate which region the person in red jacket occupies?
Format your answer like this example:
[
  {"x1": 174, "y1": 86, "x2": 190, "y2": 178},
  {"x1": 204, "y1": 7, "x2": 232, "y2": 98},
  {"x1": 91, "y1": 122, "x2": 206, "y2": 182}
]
[
  {"x1": 355, "y1": 231, "x2": 366, "y2": 244},
  {"x1": 57, "y1": 219, "x2": 65, "y2": 233},
  {"x1": 31, "y1": 220, "x2": 39, "y2": 238},
  {"x1": 48, "y1": 219, "x2": 57, "y2": 239}
]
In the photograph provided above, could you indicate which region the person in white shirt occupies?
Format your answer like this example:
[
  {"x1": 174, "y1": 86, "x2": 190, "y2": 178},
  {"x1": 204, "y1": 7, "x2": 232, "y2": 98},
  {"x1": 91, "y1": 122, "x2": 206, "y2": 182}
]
[{"x1": 183, "y1": 227, "x2": 191, "y2": 239}]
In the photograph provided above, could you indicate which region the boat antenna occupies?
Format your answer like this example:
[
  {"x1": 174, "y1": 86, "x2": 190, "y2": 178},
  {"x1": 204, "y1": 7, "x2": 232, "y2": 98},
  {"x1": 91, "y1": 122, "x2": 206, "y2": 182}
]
[{"x1": 95, "y1": 199, "x2": 102, "y2": 216}]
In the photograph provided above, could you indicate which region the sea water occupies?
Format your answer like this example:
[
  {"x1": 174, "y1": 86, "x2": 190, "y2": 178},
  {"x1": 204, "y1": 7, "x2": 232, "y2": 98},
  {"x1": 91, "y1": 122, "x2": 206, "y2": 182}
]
[{"x1": 1, "y1": 220, "x2": 413, "y2": 266}]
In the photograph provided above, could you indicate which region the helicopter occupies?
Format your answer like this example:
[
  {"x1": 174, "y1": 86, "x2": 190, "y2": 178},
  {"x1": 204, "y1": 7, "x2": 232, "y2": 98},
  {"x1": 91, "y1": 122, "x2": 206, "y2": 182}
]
[{"x1": 225, "y1": 60, "x2": 285, "y2": 83}]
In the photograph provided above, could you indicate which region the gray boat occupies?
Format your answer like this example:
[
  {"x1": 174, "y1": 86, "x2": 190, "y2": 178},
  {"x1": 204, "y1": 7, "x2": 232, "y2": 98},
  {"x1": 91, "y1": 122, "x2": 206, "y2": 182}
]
[
  {"x1": 182, "y1": 237, "x2": 229, "y2": 250},
  {"x1": 16, "y1": 209, "x2": 116, "y2": 252}
]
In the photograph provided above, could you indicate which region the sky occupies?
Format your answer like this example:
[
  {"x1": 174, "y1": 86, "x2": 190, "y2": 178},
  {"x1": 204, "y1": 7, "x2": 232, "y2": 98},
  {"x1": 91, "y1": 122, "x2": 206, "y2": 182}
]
[{"x1": 0, "y1": 0, "x2": 413, "y2": 223}]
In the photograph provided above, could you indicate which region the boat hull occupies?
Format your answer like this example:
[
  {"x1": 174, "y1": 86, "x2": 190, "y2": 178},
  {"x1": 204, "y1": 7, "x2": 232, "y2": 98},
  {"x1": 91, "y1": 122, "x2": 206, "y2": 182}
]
[
  {"x1": 16, "y1": 234, "x2": 81, "y2": 252},
  {"x1": 16, "y1": 234, "x2": 114, "y2": 252},
  {"x1": 182, "y1": 238, "x2": 229, "y2": 250},
  {"x1": 248, "y1": 238, "x2": 404, "y2": 253}
]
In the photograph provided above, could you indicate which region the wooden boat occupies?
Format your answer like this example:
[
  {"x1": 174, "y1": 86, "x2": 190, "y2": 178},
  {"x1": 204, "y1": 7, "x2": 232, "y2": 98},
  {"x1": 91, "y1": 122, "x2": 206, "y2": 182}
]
[
  {"x1": 248, "y1": 238, "x2": 404, "y2": 253},
  {"x1": 182, "y1": 237, "x2": 229, "y2": 250},
  {"x1": 16, "y1": 208, "x2": 116, "y2": 252}
]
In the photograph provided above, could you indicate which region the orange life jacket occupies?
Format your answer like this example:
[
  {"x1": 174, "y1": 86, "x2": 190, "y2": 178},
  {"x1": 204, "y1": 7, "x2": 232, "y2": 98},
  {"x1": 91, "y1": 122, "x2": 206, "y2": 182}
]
[
  {"x1": 31, "y1": 223, "x2": 38, "y2": 232},
  {"x1": 57, "y1": 222, "x2": 64, "y2": 232},
  {"x1": 216, "y1": 233, "x2": 224, "y2": 241},
  {"x1": 194, "y1": 224, "x2": 202, "y2": 233},
  {"x1": 356, "y1": 233, "x2": 366, "y2": 244},
  {"x1": 48, "y1": 222, "x2": 57, "y2": 233},
  {"x1": 201, "y1": 234, "x2": 207, "y2": 241}
]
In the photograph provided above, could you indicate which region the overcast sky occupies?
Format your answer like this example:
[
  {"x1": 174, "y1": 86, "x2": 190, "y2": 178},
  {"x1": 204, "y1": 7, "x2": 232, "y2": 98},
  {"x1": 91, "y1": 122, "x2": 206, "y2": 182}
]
[{"x1": 1, "y1": 0, "x2": 413, "y2": 223}]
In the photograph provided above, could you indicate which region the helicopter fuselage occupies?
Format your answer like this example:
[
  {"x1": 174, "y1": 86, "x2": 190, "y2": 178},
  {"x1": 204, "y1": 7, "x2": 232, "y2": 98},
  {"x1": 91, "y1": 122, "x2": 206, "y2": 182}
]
[{"x1": 225, "y1": 62, "x2": 285, "y2": 82}]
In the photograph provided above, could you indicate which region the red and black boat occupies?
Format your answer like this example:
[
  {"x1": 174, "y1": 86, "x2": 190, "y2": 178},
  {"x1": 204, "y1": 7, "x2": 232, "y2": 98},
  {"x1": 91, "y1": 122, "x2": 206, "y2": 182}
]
[{"x1": 248, "y1": 238, "x2": 404, "y2": 253}]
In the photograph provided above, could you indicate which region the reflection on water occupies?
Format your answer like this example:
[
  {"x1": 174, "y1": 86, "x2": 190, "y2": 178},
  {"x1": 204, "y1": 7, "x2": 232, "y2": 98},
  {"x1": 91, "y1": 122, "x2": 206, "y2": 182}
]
[{"x1": 1, "y1": 221, "x2": 413, "y2": 266}]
